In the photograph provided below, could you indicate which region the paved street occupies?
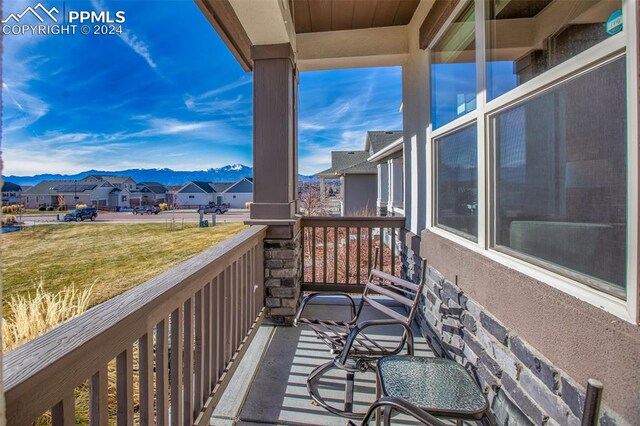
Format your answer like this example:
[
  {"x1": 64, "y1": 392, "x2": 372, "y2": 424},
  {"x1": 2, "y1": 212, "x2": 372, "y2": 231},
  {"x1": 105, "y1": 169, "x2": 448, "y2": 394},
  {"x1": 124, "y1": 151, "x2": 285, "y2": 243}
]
[{"x1": 18, "y1": 209, "x2": 250, "y2": 225}]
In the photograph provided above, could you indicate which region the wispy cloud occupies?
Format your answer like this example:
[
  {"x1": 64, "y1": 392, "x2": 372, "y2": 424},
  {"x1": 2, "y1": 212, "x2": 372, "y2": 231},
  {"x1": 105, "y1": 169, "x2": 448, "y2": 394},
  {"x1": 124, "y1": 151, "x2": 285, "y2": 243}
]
[{"x1": 90, "y1": 0, "x2": 158, "y2": 71}]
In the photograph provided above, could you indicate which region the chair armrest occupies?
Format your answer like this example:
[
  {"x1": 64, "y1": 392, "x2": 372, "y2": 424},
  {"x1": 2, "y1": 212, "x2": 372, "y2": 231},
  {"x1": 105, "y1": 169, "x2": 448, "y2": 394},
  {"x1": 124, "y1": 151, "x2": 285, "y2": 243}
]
[
  {"x1": 293, "y1": 292, "x2": 357, "y2": 326},
  {"x1": 358, "y1": 396, "x2": 448, "y2": 426},
  {"x1": 338, "y1": 319, "x2": 414, "y2": 366}
]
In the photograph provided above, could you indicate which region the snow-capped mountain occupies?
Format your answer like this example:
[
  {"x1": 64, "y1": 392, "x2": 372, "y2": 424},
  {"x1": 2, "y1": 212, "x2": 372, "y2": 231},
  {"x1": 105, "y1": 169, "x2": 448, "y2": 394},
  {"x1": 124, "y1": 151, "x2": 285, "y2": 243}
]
[{"x1": 3, "y1": 164, "x2": 316, "y2": 186}]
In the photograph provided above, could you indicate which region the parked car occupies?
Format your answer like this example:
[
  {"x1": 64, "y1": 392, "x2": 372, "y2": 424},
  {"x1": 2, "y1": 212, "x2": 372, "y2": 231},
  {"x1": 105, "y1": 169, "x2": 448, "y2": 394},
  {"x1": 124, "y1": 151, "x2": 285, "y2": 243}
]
[
  {"x1": 199, "y1": 203, "x2": 228, "y2": 214},
  {"x1": 64, "y1": 208, "x2": 97, "y2": 222},
  {"x1": 133, "y1": 205, "x2": 160, "y2": 215}
]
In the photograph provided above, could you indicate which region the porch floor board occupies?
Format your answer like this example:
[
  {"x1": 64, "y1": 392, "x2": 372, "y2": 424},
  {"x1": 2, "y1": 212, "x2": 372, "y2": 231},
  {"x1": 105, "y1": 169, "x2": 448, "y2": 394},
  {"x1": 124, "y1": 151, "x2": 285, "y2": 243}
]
[{"x1": 211, "y1": 298, "x2": 433, "y2": 425}]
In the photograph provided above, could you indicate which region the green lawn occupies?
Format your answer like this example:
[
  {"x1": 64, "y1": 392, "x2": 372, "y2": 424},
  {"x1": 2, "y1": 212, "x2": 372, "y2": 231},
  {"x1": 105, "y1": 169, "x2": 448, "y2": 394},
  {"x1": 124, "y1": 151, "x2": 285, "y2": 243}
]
[{"x1": 2, "y1": 223, "x2": 247, "y2": 314}]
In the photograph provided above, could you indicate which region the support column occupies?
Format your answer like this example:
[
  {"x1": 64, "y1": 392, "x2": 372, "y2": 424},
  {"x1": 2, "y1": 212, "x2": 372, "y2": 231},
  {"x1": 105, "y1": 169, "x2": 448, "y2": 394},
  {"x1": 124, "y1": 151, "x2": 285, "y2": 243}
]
[
  {"x1": 390, "y1": 157, "x2": 404, "y2": 211},
  {"x1": 250, "y1": 43, "x2": 302, "y2": 324},
  {"x1": 320, "y1": 177, "x2": 326, "y2": 200}
]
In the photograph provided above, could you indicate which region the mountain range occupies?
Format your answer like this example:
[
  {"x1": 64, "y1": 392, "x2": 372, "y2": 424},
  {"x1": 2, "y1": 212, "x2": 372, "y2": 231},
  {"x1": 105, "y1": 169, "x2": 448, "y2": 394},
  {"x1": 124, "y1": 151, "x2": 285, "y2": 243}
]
[{"x1": 3, "y1": 164, "x2": 316, "y2": 186}]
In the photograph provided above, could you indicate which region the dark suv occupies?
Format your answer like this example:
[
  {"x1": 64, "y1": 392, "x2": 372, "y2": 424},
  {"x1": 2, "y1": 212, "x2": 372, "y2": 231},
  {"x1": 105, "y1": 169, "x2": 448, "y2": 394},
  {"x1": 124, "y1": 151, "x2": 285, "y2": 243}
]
[{"x1": 64, "y1": 208, "x2": 97, "y2": 222}]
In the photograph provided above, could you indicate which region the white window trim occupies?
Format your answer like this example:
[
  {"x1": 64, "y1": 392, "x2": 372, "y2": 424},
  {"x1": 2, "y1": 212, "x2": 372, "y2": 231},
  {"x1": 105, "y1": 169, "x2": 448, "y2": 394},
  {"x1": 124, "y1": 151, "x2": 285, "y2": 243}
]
[{"x1": 425, "y1": 0, "x2": 638, "y2": 323}]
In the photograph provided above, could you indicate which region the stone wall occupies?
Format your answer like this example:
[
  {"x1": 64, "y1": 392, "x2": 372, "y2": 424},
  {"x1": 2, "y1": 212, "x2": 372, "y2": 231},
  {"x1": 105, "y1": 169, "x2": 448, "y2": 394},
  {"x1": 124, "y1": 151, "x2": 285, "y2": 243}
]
[
  {"x1": 401, "y1": 245, "x2": 623, "y2": 426},
  {"x1": 264, "y1": 228, "x2": 302, "y2": 325}
]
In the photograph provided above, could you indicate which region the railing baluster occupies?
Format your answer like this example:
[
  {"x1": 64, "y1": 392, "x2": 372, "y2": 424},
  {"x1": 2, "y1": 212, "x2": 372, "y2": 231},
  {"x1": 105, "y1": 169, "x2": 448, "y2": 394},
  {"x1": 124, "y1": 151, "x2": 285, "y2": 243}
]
[
  {"x1": 379, "y1": 227, "x2": 384, "y2": 272},
  {"x1": 333, "y1": 227, "x2": 338, "y2": 284},
  {"x1": 236, "y1": 259, "x2": 242, "y2": 348},
  {"x1": 170, "y1": 307, "x2": 184, "y2": 426},
  {"x1": 194, "y1": 290, "x2": 203, "y2": 410},
  {"x1": 345, "y1": 227, "x2": 350, "y2": 284},
  {"x1": 183, "y1": 298, "x2": 193, "y2": 426},
  {"x1": 356, "y1": 227, "x2": 362, "y2": 284},
  {"x1": 52, "y1": 392, "x2": 75, "y2": 426},
  {"x1": 211, "y1": 277, "x2": 219, "y2": 387},
  {"x1": 139, "y1": 332, "x2": 154, "y2": 425},
  {"x1": 391, "y1": 227, "x2": 396, "y2": 276},
  {"x1": 311, "y1": 226, "x2": 316, "y2": 283},
  {"x1": 156, "y1": 319, "x2": 169, "y2": 425},
  {"x1": 89, "y1": 365, "x2": 109, "y2": 426},
  {"x1": 323, "y1": 227, "x2": 328, "y2": 284},
  {"x1": 224, "y1": 266, "x2": 233, "y2": 364},
  {"x1": 209, "y1": 279, "x2": 216, "y2": 390},
  {"x1": 368, "y1": 227, "x2": 373, "y2": 277},
  {"x1": 203, "y1": 284, "x2": 211, "y2": 397},
  {"x1": 116, "y1": 345, "x2": 134, "y2": 426}
]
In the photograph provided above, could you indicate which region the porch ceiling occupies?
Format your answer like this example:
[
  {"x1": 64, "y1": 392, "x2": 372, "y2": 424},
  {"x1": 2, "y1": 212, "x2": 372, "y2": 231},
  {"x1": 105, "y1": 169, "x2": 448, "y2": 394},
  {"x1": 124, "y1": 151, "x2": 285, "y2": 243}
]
[
  {"x1": 197, "y1": 0, "x2": 434, "y2": 72},
  {"x1": 289, "y1": 0, "x2": 421, "y2": 34}
]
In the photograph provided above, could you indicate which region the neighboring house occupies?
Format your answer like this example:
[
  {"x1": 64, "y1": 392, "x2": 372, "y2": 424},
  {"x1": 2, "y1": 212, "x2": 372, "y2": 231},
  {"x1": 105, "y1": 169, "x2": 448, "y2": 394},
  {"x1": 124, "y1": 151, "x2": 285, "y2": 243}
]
[
  {"x1": 133, "y1": 182, "x2": 168, "y2": 205},
  {"x1": 222, "y1": 177, "x2": 253, "y2": 208},
  {"x1": 2, "y1": 181, "x2": 22, "y2": 205},
  {"x1": 316, "y1": 150, "x2": 377, "y2": 216},
  {"x1": 173, "y1": 181, "x2": 225, "y2": 207},
  {"x1": 364, "y1": 131, "x2": 404, "y2": 216},
  {"x1": 108, "y1": 187, "x2": 132, "y2": 209},
  {"x1": 84, "y1": 175, "x2": 137, "y2": 191},
  {"x1": 165, "y1": 185, "x2": 183, "y2": 207},
  {"x1": 22, "y1": 180, "x2": 115, "y2": 209}
]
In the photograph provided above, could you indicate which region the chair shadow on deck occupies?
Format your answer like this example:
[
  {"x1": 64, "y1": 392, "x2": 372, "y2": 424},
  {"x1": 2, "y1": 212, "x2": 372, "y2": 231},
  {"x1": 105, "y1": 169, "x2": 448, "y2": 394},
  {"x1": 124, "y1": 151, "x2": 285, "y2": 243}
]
[{"x1": 222, "y1": 298, "x2": 432, "y2": 426}]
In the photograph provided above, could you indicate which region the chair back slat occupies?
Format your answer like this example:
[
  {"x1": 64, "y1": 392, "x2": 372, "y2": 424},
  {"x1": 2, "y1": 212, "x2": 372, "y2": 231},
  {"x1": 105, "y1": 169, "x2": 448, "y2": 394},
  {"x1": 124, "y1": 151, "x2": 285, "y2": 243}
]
[
  {"x1": 361, "y1": 258, "x2": 428, "y2": 326},
  {"x1": 370, "y1": 269, "x2": 420, "y2": 292},
  {"x1": 363, "y1": 297, "x2": 408, "y2": 324},
  {"x1": 366, "y1": 283, "x2": 414, "y2": 308}
]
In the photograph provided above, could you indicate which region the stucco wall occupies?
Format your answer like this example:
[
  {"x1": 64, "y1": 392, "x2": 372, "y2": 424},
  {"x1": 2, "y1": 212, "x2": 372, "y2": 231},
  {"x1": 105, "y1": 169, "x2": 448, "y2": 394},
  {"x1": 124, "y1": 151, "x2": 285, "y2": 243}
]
[
  {"x1": 174, "y1": 192, "x2": 212, "y2": 207},
  {"x1": 223, "y1": 192, "x2": 252, "y2": 209},
  {"x1": 343, "y1": 174, "x2": 377, "y2": 215}
]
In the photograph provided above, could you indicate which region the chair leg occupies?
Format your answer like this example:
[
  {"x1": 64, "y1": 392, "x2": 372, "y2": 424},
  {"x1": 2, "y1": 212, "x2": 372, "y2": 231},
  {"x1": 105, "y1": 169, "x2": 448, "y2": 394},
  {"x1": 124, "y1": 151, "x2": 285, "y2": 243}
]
[
  {"x1": 345, "y1": 371, "x2": 355, "y2": 413},
  {"x1": 382, "y1": 407, "x2": 392, "y2": 426}
]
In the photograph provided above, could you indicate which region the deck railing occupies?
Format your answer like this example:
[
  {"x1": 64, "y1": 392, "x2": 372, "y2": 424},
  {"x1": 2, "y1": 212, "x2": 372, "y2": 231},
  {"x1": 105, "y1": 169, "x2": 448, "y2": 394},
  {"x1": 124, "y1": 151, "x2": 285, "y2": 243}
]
[
  {"x1": 4, "y1": 225, "x2": 267, "y2": 426},
  {"x1": 301, "y1": 216, "x2": 405, "y2": 292}
]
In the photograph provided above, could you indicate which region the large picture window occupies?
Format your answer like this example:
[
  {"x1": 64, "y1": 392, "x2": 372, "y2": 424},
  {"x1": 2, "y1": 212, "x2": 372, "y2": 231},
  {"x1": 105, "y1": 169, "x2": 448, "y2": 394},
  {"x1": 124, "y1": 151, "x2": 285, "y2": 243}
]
[
  {"x1": 486, "y1": 0, "x2": 623, "y2": 101},
  {"x1": 431, "y1": 2, "x2": 476, "y2": 129},
  {"x1": 435, "y1": 125, "x2": 478, "y2": 241},
  {"x1": 492, "y1": 57, "x2": 627, "y2": 297}
]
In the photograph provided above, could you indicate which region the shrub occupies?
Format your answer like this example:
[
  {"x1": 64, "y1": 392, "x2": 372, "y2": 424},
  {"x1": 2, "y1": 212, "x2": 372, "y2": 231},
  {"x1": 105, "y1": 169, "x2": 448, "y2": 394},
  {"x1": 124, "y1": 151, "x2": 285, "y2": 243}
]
[
  {"x1": 58, "y1": 206, "x2": 66, "y2": 211},
  {"x1": 46, "y1": 206, "x2": 54, "y2": 211},
  {"x1": 158, "y1": 202, "x2": 168, "y2": 211},
  {"x1": 75, "y1": 204, "x2": 87, "y2": 209},
  {"x1": 38, "y1": 205, "x2": 46, "y2": 211}
]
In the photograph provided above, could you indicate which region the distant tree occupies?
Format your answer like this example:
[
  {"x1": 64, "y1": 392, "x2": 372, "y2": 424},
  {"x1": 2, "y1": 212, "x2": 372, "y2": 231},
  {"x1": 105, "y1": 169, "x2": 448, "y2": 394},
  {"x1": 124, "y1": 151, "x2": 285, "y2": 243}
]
[
  {"x1": 57, "y1": 194, "x2": 65, "y2": 209},
  {"x1": 299, "y1": 183, "x2": 326, "y2": 216}
]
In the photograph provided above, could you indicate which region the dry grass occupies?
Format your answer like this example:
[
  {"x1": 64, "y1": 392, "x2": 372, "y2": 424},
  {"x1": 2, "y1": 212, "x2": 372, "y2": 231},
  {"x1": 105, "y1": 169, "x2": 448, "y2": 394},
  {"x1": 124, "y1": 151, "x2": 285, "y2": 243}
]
[
  {"x1": 3, "y1": 280, "x2": 94, "y2": 351},
  {"x1": 2, "y1": 222, "x2": 247, "y2": 317}
]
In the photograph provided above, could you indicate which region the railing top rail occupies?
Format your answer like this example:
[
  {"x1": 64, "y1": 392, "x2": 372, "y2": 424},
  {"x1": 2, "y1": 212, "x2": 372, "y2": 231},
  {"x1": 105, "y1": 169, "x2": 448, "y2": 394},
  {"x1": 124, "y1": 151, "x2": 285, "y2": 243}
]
[
  {"x1": 300, "y1": 216, "x2": 405, "y2": 228},
  {"x1": 3, "y1": 225, "x2": 267, "y2": 396}
]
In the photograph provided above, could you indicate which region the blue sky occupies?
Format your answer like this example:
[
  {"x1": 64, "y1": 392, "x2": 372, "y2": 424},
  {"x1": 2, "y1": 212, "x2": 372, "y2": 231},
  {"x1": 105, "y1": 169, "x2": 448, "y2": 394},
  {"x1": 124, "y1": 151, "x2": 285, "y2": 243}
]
[{"x1": 1, "y1": 0, "x2": 403, "y2": 176}]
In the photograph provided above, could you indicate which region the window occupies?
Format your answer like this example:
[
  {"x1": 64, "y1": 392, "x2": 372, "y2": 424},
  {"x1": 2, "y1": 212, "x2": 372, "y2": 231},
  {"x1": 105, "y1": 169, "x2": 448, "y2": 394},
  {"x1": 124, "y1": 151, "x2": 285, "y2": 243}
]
[
  {"x1": 431, "y1": 2, "x2": 476, "y2": 129},
  {"x1": 492, "y1": 57, "x2": 627, "y2": 297},
  {"x1": 121, "y1": 195, "x2": 127, "y2": 202},
  {"x1": 435, "y1": 124, "x2": 478, "y2": 241},
  {"x1": 188, "y1": 195, "x2": 195, "y2": 199},
  {"x1": 486, "y1": 0, "x2": 623, "y2": 101},
  {"x1": 428, "y1": 0, "x2": 632, "y2": 313}
]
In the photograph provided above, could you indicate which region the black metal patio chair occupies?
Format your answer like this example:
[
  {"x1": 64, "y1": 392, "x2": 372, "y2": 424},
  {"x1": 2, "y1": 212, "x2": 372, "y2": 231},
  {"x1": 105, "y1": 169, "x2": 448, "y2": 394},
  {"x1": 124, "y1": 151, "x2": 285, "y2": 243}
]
[{"x1": 294, "y1": 255, "x2": 427, "y2": 419}]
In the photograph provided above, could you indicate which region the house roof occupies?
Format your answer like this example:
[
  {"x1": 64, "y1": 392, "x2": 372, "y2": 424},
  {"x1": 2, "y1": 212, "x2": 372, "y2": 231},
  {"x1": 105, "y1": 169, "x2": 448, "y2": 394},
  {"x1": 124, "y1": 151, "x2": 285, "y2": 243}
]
[
  {"x1": 315, "y1": 151, "x2": 371, "y2": 177},
  {"x1": 2, "y1": 181, "x2": 22, "y2": 192},
  {"x1": 85, "y1": 175, "x2": 135, "y2": 184},
  {"x1": 339, "y1": 160, "x2": 377, "y2": 174},
  {"x1": 364, "y1": 131, "x2": 403, "y2": 155},
  {"x1": 210, "y1": 182, "x2": 234, "y2": 193},
  {"x1": 191, "y1": 181, "x2": 217, "y2": 193},
  {"x1": 166, "y1": 185, "x2": 182, "y2": 193},
  {"x1": 138, "y1": 182, "x2": 168, "y2": 194},
  {"x1": 23, "y1": 180, "x2": 99, "y2": 195}
]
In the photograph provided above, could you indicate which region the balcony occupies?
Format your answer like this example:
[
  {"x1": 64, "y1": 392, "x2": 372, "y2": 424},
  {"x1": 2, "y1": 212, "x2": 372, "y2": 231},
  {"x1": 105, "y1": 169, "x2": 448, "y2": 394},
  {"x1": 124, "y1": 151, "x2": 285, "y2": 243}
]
[{"x1": 5, "y1": 217, "x2": 430, "y2": 425}]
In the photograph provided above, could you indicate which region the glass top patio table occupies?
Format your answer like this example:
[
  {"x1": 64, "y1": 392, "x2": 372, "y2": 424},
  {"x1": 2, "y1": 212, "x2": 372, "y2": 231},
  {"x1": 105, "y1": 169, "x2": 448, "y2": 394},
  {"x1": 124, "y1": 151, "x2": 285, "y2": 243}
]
[{"x1": 376, "y1": 355, "x2": 489, "y2": 419}]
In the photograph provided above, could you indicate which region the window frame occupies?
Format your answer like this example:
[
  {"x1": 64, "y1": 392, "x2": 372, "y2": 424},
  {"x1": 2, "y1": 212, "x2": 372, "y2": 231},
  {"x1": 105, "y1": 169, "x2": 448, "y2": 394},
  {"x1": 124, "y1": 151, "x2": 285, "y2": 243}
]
[{"x1": 425, "y1": 0, "x2": 638, "y2": 323}]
